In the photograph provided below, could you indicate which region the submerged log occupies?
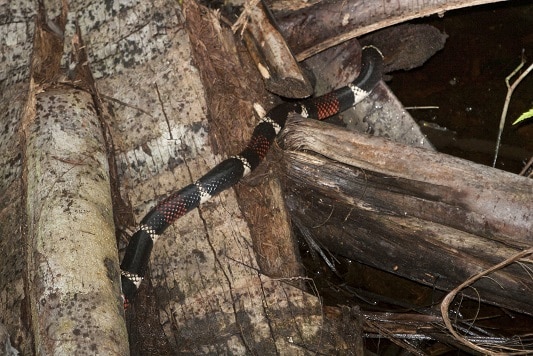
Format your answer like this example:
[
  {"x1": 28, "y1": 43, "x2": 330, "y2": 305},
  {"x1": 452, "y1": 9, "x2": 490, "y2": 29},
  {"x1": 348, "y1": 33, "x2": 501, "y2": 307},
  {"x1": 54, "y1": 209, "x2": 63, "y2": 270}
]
[{"x1": 281, "y1": 115, "x2": 533, "y2": 315}]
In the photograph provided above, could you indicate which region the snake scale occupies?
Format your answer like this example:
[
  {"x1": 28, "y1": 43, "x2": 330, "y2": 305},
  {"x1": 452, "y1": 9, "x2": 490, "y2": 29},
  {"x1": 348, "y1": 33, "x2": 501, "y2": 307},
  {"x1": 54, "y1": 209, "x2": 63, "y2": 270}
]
[{"x1": 120, "y1": 45, "x2": 383, "y2": 307}]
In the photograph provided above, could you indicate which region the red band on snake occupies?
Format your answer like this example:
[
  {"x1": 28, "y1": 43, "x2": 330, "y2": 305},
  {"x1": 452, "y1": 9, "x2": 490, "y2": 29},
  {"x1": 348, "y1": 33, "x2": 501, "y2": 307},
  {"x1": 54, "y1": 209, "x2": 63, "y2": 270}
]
[{"x1": 120, "y1": 46, "x2": 384, "y2": 307}]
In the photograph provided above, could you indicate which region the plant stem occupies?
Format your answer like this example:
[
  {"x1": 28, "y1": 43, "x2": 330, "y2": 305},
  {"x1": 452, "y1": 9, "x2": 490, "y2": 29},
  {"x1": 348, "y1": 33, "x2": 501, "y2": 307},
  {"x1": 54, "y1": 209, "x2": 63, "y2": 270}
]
[{"x1": 493, "y1": 54, "x2": 533, "y2": 167}]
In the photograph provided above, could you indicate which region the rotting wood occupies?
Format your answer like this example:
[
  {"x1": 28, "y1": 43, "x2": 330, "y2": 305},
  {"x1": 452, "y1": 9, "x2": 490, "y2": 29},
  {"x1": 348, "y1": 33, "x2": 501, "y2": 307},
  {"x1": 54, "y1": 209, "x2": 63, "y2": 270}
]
[
  {"x1": 241, "y1": 0, "x2": 314, "y2": 98},
  {"x1": 274, "y1": 0, "x2": 508, "y2": 60},
  {"x1": 281, "y1": 115, "x2": 533, "y2": 315},
  {"x1": 185, "y1": 1, "x2": 304, "y2": 281}
]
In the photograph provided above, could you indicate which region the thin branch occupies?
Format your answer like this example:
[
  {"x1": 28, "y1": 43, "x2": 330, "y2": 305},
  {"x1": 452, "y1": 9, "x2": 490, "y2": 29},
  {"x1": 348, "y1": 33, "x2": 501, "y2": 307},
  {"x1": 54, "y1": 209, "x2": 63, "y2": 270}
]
[
  {"x1": 518, "y1": 156, "x2": 533, "y2": 177},
  {"x1": 440, "y1": 247, "x2": 533, "y2": 355},
  {"x1": 493, "y1": 52, "x2": 533, "y2": 167}
]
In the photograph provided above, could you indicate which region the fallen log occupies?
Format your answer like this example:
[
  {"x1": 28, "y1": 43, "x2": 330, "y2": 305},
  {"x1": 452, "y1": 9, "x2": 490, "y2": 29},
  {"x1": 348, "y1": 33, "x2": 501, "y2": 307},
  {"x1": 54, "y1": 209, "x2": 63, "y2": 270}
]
[
  {"x1": 0, "y1": 3, "x2": 130, "y2": 354},
  {"x1": 274, "y1": 0, "x2": 507, "y2": 60},
  {"x1": 26, "y1": 88, "x2": 127, "y2": 355},
  {"x1": 241, "y1": 0, "x2": 314, "y2": 98},
  {"x1": 281, "y1": 115, "x2": 533, "y2": 315}
]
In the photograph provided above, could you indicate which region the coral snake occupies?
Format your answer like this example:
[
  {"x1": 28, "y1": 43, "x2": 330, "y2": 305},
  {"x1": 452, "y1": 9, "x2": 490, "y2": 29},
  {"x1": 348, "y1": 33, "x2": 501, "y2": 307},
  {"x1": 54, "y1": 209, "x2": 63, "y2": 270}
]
[{"x1": 120, "y1": 45, "x2": 383, "y2": 308}]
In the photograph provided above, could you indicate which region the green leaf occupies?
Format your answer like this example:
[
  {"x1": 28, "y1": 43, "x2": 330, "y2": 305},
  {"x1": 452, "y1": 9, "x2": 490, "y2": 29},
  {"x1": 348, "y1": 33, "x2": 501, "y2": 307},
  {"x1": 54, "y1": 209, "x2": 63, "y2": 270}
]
[{"x1": 512, "y1": 107, "x2": 533, "y2": 125}]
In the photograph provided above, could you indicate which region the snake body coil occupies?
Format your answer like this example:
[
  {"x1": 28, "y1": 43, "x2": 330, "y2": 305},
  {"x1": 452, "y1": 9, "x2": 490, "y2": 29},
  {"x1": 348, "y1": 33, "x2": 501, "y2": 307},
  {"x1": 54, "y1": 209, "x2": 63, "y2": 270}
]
[{"x1": 120, "y1": 46, "x2": 383, "y2": 306}]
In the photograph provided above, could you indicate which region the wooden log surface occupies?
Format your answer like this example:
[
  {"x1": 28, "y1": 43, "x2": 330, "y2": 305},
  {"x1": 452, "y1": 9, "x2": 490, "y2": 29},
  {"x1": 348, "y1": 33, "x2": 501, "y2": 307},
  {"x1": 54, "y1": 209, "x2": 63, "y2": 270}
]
[
  {"x1": 98, "y1": 1, "x2": 331, "y2": 352},
  {"x1": 241, "y1": 0, "x2": 314, "y2": 98},
  {"x1": 274, "y1": 0, "x2": 508, "y2": 60},
  {"x1": 1, "y1": 1, "x2": 130, "y2": 354},
  {"x1": 281, "y1": 115, "x2": 533, "y2": 315},
  {"x1": 26, "y1": 88, "x2": 127, "y2": 355}
]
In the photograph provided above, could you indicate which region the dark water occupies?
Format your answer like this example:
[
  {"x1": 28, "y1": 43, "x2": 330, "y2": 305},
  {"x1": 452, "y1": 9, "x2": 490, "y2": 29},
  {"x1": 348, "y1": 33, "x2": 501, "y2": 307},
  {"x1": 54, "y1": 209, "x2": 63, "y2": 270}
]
[{"x1": 388, "y1": 0, "x2": 533, "y2": 174}]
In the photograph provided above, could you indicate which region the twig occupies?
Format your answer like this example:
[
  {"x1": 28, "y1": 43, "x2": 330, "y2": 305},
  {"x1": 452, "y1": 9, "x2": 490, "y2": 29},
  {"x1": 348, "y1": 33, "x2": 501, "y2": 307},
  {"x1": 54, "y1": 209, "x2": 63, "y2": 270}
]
[
  {"x1": 231, "y1": 0, "x2": 261, "y2": 35},
  {"x1": 518, "y1": 156, "x2": 533, "y2": 177},
  {"x1": 404, "y1": 106, "x2": 440, "y2": 110},
  {"x1": 440, "y1": 247, "x2": 533, "y2": 355},
  {"x1": 493, "y1": 52, "x2": 533, "y2": 167}
]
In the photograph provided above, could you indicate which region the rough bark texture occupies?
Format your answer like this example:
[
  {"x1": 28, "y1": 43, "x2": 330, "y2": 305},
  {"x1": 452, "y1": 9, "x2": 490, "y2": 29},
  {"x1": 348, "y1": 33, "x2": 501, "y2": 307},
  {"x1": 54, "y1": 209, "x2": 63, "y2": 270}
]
[
  {"x1": 26, "y1": 88, "x2": 125, "y2": 355},
  {"x1": 281, "y1": 116, "x2": 533, "y2": 315},
  {"x1": 275, "y1": 0, "x2": 507, "y2": 60},
  {"x1": 0, "y1": 0, "x2": 130, "y2": 354}
]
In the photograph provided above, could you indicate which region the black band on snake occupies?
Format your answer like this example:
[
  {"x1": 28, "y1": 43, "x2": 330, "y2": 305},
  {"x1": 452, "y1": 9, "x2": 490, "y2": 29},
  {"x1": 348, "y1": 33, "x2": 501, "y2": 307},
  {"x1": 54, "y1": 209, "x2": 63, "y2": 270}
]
[{"x1": 120, "y1": 46, "x2": 384, "y2": 307}]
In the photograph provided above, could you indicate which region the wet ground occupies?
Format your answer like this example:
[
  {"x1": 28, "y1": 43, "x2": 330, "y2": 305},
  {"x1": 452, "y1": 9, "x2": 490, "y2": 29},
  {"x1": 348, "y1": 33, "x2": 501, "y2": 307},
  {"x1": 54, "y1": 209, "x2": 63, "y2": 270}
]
[{"x1": 387, "y1": 0, "x2": 533, "y2": 173}]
